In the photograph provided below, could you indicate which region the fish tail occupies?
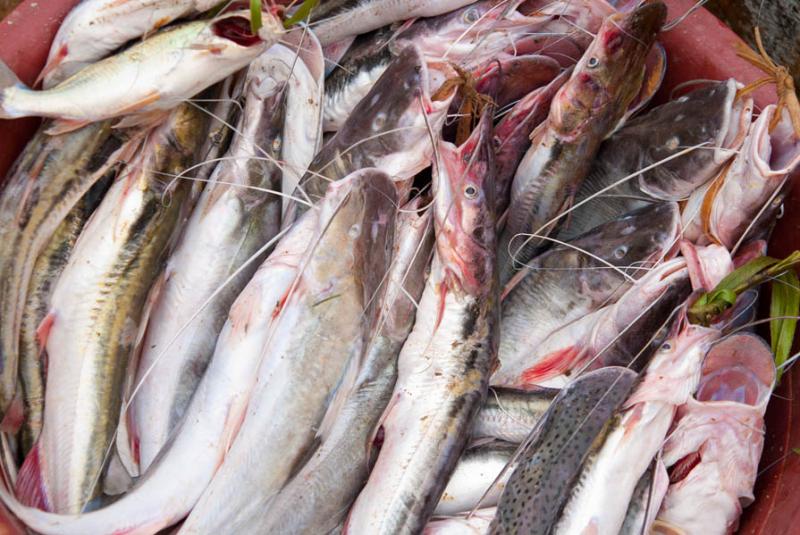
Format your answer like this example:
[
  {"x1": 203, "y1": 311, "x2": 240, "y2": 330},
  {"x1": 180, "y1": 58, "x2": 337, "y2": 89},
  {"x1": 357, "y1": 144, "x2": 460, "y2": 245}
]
[{"x1": 15, "y1": 442, "x2": 51, "y2": 512}]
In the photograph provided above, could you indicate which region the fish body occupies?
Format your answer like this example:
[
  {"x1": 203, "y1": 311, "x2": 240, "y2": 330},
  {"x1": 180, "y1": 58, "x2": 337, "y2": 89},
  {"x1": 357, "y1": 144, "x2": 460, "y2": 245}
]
[
  {"x1": 15, "y1": 104, "x2": 209, "y2": 514},
  {"x1": 129, "y1": 41, "x2": 312, "y2": 472},
  {"x1": 0, "y1": 121, "x2": 129, "y2": 422},
  {"x1": 473, "y1": 386, "x2": 557, "y2": 443},
  {"x1": 287, "y1": 46, "x2": 455, "y2": 222},
  {"x1": 258, "y1": 197, "x2": 434, "y2": 534},
  {"x1": 435, "y1": 441, "x2": 516, "y2": 515},
  {"x1": 493, "y1": 201, "x2": 680, "y2": 386},
  {"x1": 424, "y1": 508, "x2": 496, "y2": 534},
  {"x1": 0, "y1": 12, "x2": 282, "y2": 131},
  {"x1": 344, "y1": 114, "x2": 498, "y2": 534},
  {"x1": 39, "y1": 0, "x2": 222, "y2": 87},
  {"x1": 498, "y1": 1, "x2": 666, "y2": 283},
  {"x1": 552, "y1": 317, "x2": 722, "y2": 535},
  {"x1": 490, "y1": 367, "x2": 637, "y2": 534},
  {"x1": 18, "y1": 175, "x2": 114, "y2": 457},
  {"x1": 180, "y1": 169, "x2": 397, "y2": 534},
  {"x1": 560, "y1": 79, "x2": 752, "y2": 240},
  {"x1": 619, "y1": 461, "x2": 669, "y2": 535},
  {"x1": 655, "y1": 333, "x2": 775, "y2": 535}
]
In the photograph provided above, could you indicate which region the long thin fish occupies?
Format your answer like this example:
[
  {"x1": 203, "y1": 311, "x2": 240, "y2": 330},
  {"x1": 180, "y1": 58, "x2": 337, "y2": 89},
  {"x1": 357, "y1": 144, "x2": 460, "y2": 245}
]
[
  {"x1": 15, "y1": 104, "x2": 210, "y2": 514},
  {"x1": 259, "y1": 196, "x2": 434, "y2": 534},
  {"x1": 473, "y1": 386, "x2": 558, "y2": 444},
  {"x1": 344, "y1": 112, "x2": 498, "y2": 534},
  {"x1": 180, "y1": 168, "x2": 397, "y2": 534}
]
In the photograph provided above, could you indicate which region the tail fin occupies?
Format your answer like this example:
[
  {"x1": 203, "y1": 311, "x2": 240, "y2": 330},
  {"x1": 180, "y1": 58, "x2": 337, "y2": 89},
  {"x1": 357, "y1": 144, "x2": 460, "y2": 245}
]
[{"x1": 15, "y1": 442, "x2": 51, "y2": 511}]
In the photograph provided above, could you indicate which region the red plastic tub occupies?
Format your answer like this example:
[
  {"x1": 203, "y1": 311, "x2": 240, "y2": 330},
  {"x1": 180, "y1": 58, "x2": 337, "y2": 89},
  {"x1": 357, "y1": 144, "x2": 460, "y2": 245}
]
[{"x1": 0, "y1": 0, "x2": 796, "y2": 532}]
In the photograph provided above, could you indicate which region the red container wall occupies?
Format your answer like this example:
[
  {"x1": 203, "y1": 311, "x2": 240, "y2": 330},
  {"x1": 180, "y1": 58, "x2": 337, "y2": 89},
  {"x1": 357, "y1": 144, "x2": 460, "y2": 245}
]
[{"x1": 0, "y1": 0, "x2": 796, "y2": 532}]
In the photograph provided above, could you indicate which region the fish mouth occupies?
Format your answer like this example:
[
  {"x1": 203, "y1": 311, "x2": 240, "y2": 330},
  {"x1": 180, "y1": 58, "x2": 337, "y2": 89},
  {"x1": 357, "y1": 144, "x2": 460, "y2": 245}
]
[
  {"x1": 615, "y1": 1, "x2": 667, "y2": 39},
  {"x1": 696, "y1": 334, "x2": 775, "y2": 407},
  {"x1": 714, "y1": 80, "x2": 753, "y2": 163}
]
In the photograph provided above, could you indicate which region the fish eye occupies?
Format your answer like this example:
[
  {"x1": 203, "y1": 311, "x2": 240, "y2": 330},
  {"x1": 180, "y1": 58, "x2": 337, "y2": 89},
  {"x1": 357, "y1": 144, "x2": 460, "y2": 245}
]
[
  {"x1": 464, "y1": 185, "x2": 479, "y2": 199},
  {"x1": 661, "y1": 342, "x2": 672, "y2": 351},
  {"x1": 372, "y1": 112, "x2": 387, "y2": 131},
  {"x1": 613, "y1": 245, "x2": 628, "y2": 259},
  {"x1": 463, "y1": 8, "x2": 480, "y2": 24},
  {"x1": 587, "y1": 57, "x2": 599, "y2": 68},
  {"x1": 272, "y1": 137, "x2": 281, "y2": 152}
]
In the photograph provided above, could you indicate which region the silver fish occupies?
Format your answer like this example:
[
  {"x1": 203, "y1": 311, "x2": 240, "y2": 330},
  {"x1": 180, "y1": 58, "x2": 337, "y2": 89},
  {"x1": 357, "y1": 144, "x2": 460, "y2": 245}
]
[{"x1": 473, "y1": 386, "x2": 558, "y2": 444}]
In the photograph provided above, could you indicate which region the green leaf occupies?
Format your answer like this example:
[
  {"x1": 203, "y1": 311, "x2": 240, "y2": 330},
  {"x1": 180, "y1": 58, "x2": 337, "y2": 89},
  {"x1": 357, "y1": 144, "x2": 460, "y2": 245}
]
[
  {"x1": 250, "y1": 0, "x2": 263, "y2": 34},
  {"x1": 284, "y1": 0, "x2": 320, "y2": 28},
  {"x1": 714, "y1": 256, "x2": 778, "y2": 293},
  {"x1": 771, "y1": 268, "x2": 800, "y2": 381}
]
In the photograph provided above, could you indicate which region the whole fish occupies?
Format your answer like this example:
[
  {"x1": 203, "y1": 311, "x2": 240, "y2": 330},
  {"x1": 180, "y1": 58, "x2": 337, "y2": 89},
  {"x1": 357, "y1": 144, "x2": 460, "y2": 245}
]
[
  {"x1": 498, "y1": 1, "x2": 666, "y2": 283},
  {"x1": 655, "y1": 333, "x2": 775, "y2": 535},
  {"x1": 39, "y1": 0, "x2": 222, "y2": 87},
  {"x1": 0, "y1": 167, "x2": 384, "y2": 535},
  {"x1": 129, "y1": 33, "x2": 323, "y2": 473},
  {"x1": 307, "y1": 0, "x2": 478, "y2": 45},
  {"x1": 559, "y1": 79, "x2": 753, "y2": 240},
  {"x1": 551, "y1": 313, "x2": 724, "y2": 535},
  {"x1": 180, "y1": 168, "x2": 397, "y2": 534},
  {"x1": 0, "y1": 11, "x2": 283, "y2": 134},
  {"x1": 286, "y1": 45, "x2": 456, "y2": 222},
  {"x1": 344, "y1": 113, "x2": 498, "y2": 534},
  {"x1": 683, "y1": 104, "x2": 800, "y2": 249},
  {"x1": 619, "y1": 461, "x2": 669, "y2": 535},
  {"x1": 0, "y1": 121, "x2": 131, "y2": 424},
  {"x1": 435, "y1": 441, "x2": 516, "y2": 515},
  {"x1": 258, "y1": 197, "x2": 434, "y2": 534},
  {"x1": 17, "y1": 176, "x2": 113, "y2": 458},
  {"x1": 15, "y1": 104, "x2": 210, "y2": 514},
  {"x1": 473, "y1": 386, "x2": 557, "y2": 443},
  {"x1": 490, "y1": 366, "x2": 637, "y2": 534},
  {"x1": 424, "y1": 508, "x2": 496, "y2": 535},
  {"x1": 492, "y1": 201, "x2": 680, "y2": 387}
]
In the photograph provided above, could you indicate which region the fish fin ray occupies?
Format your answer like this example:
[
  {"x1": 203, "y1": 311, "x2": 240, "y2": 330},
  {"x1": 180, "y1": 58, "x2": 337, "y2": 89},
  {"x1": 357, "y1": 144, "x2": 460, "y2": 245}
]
[
  {"x1": 15, "y1": 443, "x2": 51, "y2": 511},
  {"x1": 45, "y1": 119, "x2": 91, "y2": 135}
]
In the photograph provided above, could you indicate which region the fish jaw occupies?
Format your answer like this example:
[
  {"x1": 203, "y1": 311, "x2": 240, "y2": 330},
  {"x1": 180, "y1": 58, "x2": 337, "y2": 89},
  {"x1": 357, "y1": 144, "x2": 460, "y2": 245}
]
[{"x1": 433, "y1": 112, "x2": 496, "y2": 298}]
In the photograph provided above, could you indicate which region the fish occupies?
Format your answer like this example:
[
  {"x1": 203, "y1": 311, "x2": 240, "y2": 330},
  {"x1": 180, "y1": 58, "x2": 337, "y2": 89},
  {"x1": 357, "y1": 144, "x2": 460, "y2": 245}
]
[
  {"x1": 551, "y1": 313, "x2": 724, "y2": 535},
  {"x1": 0, "y1": 167, "x2": 389, "y2": 535},
  {"x1": 344, "y1": 112, "x2": 498, "y2": 534},
  {"x1": 559, "y1": 79, "x2": 753, "y2": 240},
  {"x1": 17, "y1": 175, "x2": 114, "y2": 458},
  {"x1": 14, "y1": 103, "x2": 210, "y2": 514},
  {"x1": 258, "y1": 196, "x2": 434, "y2": 535},
  {"x1": 179, "y1": 168, "x2": 397, "y2": 534},
  {"x1": 285, "y1": 45, "x2": 456, "y2": 223},
  {"x1": 473, "y1": 386, "x2": 558, "y2": 443},
  {"x1": 38, "y1": 0, "x2": 223, "y2": 87},
  {"x1": 0, "y1": 10, "x2": 283, "y2": 134},
  {"x1": 0, "y1": 121, "x2": 132, "y2": 425},
  {"x1": 654, "y1": 333, "x2": 775, "y2": 535},
  {"x1": 490, "y1": 366, "x2": 637, "y2": 534},
  {"x1": 435, "y1": 441, "x2": 516, "y2": 515},
  {"x1": 307, "y1": 0, "x2": 480, "y2": 45},
  {"x1": 127, "y1": 38, "x2": 319, "y2": 473},
  {"x1": 683, "y1": 104, "x2": 800, "y2": 249},
  {"x1": 619, "y1": 460, "x2": 669, "y2": 535},
  {"x1": 424, "y1": 508, "x2": 496, "y2": 534},
  {"x1": 498, "y1": 1, "x2": 666, "y2": 283},
  {"x1": 492, "y1": 201, "x2": 680, "y2": 387}
]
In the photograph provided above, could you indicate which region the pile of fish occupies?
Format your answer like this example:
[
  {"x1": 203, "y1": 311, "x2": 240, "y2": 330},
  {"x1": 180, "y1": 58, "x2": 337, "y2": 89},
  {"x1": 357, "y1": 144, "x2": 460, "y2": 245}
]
[{"x1": 0, "y1": 0, "x2": 796, "y2": 533}]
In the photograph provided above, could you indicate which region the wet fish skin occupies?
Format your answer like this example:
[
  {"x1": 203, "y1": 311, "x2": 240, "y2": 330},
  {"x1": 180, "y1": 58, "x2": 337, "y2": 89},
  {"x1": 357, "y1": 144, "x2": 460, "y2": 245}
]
[
  {"x1": 619, "y1": 461, "x2": 669, "y2": 535},
  {"x1": 0, "y1": 11, "x2": 283, "y2": 129},
  {"x1": 424, "y1": 508, "x2": 496, "y2": 535},
  {"x1": 40, "y1": 0, "x2": 223, "y2": 87},
  {"x1": 17, "y1": 175, "x2": 114, "y2": 459},
  {"x1": 180, "y1": 169, "x2": 398, "y2": 534},
  {"x1": 493, "y1": 201, "x2": 681, "y2": 386},
  {"x1": 287, "y1": 46, "x2": 455, "y2": 222},
  {"x1": 435, "y1": 441, "x2": 516, "y2": 516},
  {"x1": 0, "y1": 165, "x2": 345, "y2": 534},
  {"x1": 473, "y1": 386, "x2": 557, "y2": 443},
  {"x1": 258, "y1": 196, "x2": 434, "y2": 535},
  {"x1": 490, "y1": 366, "x2": 637, "y2": 534},
  {"x1": 498, "y1": 1, "x2": 667, "y2": 283},
  {"x1": 344, "y1": 112, "x2": 498, "y2": 535},
  {"x1": 0, "y1": 120, "x2": 129, "y2": 422},
  {"x1": 559, "y1": 79, "x2": 752, "y2": 240},
  {"x1": 15, "y1": 104, "x2": 210, "y2": 514}
]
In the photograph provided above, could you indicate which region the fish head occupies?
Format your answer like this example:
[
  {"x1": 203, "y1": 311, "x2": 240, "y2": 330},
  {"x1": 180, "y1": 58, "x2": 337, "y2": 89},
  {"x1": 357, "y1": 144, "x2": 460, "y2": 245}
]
[
  {"x1": 696, "y1": 333, "x2": 775, "y2": 411},
  {"x1": 193, "y1": 10, "x2": 283, "y2": 55},
  {"x1": 551, "y1": 1, "x2": 666, "y2": 138},
  {"x1": 434, "y1": 111, "x2": 496, "y2": 295}
]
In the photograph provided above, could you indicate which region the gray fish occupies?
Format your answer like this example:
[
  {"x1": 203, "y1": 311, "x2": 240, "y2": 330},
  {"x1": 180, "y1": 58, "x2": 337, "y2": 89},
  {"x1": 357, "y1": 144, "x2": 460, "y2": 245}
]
[
  {"x1": 473, "y1": 387, "x2": 557, "y2": 444},
  {"x1": 619, "y1": 461, "x2": 668, "y2": 535},
  {"x1": 559, "y1": 79, "x2": 752, "y2": 240},
  {"x1": 490, "y1": 366, "x2": 637, "y2": 534},
  {"x1": 258, "y1": 196, "x2": 434, "y2": 534},
  {"x1": 498, "y1": 2, "x2": 666, "y2": 284}
]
